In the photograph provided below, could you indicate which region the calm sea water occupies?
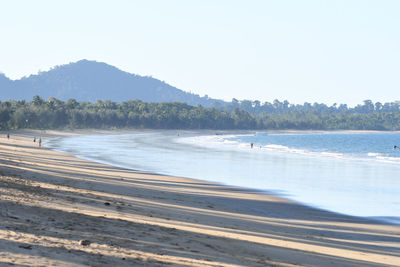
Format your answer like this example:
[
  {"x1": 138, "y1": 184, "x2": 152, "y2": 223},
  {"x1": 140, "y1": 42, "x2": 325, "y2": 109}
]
[{"x1": 46, "y1": 131, "x2": 400, "y2": 224}]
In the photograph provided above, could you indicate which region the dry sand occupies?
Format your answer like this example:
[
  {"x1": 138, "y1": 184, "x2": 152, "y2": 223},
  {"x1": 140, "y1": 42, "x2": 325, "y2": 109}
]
[{"x1": 0, "y1": 130, "x2": 399, "y2": 266}]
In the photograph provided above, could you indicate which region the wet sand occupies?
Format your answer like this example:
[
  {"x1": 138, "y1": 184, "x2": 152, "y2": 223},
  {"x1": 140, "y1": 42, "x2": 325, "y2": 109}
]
[{"x1": 0, "y1": 130, "x2": 399, "y2": 266}]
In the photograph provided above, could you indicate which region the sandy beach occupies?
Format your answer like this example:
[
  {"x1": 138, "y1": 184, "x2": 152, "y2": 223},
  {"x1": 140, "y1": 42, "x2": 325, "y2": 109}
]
[{"x1": 0, "y1": 130, "x2": 399, "y2": 266}]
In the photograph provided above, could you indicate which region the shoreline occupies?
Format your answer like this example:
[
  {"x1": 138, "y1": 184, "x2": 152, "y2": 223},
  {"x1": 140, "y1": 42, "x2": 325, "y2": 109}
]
[
  {"x1": 46, "y1": 134, "x2": 397, "y2": 227},
  {"x1": 5, "y1": 128, "x2": 400, "y2": 216},
  {"x1": 1, "y1": 130, "x2": 400, "y2": 266},
  {"x1": 49, "y1": 129, "x2": 400, "y2": 225}
]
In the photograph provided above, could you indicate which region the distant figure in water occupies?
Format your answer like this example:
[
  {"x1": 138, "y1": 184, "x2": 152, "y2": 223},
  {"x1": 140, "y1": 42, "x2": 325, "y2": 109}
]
[
  {"x1": 7, "y1": 133, "x2": 9, "y2": 139},
  {"x1": 395, "y1": 145, "x2": 398, "y2": 150},
  {"x1": 251, "y1": 142, "x2": 254, "y2": 149},
  {"x1": 38, "y1": 137, "x2": 42, "y2": 147}
]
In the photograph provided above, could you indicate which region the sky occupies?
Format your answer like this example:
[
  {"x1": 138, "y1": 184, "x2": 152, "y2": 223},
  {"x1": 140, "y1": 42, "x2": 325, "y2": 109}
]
[{"x1": 0, "y1": 0, "x2": 399, "y2": 106}]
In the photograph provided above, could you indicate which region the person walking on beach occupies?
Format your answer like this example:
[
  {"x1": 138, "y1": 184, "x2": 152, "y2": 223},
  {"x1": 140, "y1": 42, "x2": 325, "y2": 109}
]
[
  {"x1": 7, "y1": 133, "x2": 9, "y2": 139},
  {"x1": 251, "y1": 142, "x2": 254, "y2": 149},
  {"x1": 38, "y1": 137, "x2": 42, "y2": 147},
  {"x1": 33, "y1": 137, "x2": 36, "y2": 143}
]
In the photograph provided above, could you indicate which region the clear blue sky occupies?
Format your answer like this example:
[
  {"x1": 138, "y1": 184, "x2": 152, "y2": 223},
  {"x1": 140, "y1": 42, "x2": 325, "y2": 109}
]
[{"x1": 1, "y1": 0, "x2": 399, "y2": 106}]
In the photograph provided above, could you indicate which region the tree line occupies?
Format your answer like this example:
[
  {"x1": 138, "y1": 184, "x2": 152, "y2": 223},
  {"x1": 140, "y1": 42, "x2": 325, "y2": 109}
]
[
  {"x1": 222, "y1": 99, "x2": 400, "y2": 114},
  {"x1": 1, "y1": 96, "x2": 400, "y2": 130}
]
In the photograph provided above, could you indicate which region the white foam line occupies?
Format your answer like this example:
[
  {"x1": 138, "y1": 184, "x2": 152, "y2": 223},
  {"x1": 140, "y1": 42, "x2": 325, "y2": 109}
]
[{"x1": 178, "y1": 134, "x2": 400, "y2": 165}]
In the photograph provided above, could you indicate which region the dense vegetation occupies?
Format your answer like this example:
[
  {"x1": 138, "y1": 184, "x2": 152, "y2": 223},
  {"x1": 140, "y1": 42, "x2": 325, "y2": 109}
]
[
  {"x1": 1, "y1": 96, "x2": 400, "y2": 130},
  {"x1": 223, "y1": 99, "x2": 400, "y2": 114}
]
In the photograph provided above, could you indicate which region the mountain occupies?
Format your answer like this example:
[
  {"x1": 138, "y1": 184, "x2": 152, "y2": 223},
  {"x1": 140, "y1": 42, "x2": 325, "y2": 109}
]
[{"x1": 0, "y1": 60, "x2": 226, "y2": 107}]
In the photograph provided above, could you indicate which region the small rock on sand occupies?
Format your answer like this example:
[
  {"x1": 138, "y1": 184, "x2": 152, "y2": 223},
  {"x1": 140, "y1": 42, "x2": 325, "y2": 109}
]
[
  {"x1": 19, "y1": 244, "x2": 32, "y2": 250},
  {"x1": 80, "y1": 240, "x2": 91, "y2": 246}
]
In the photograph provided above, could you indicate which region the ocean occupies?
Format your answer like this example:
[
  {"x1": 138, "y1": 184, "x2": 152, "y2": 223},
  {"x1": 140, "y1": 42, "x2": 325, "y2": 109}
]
[{"x1": 46, "y1": 131, "x2": 400, "y2": 224}]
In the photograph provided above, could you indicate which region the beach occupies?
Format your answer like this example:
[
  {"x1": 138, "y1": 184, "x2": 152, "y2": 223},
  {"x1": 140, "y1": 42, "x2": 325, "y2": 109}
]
[{"x1": 0, "y1": 130, "x2": 399, "y2": 266}]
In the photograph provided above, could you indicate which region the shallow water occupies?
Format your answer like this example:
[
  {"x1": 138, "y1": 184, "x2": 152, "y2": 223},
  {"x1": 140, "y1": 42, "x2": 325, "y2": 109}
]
[{"x1": 47, "y1": 131, "x2": 400, "y2": 224}]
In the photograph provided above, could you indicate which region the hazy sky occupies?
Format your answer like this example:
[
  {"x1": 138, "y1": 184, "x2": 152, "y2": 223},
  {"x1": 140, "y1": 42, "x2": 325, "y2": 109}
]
[{"x1": 1, "y1": 0, "x2": 399, "y2": 106}]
